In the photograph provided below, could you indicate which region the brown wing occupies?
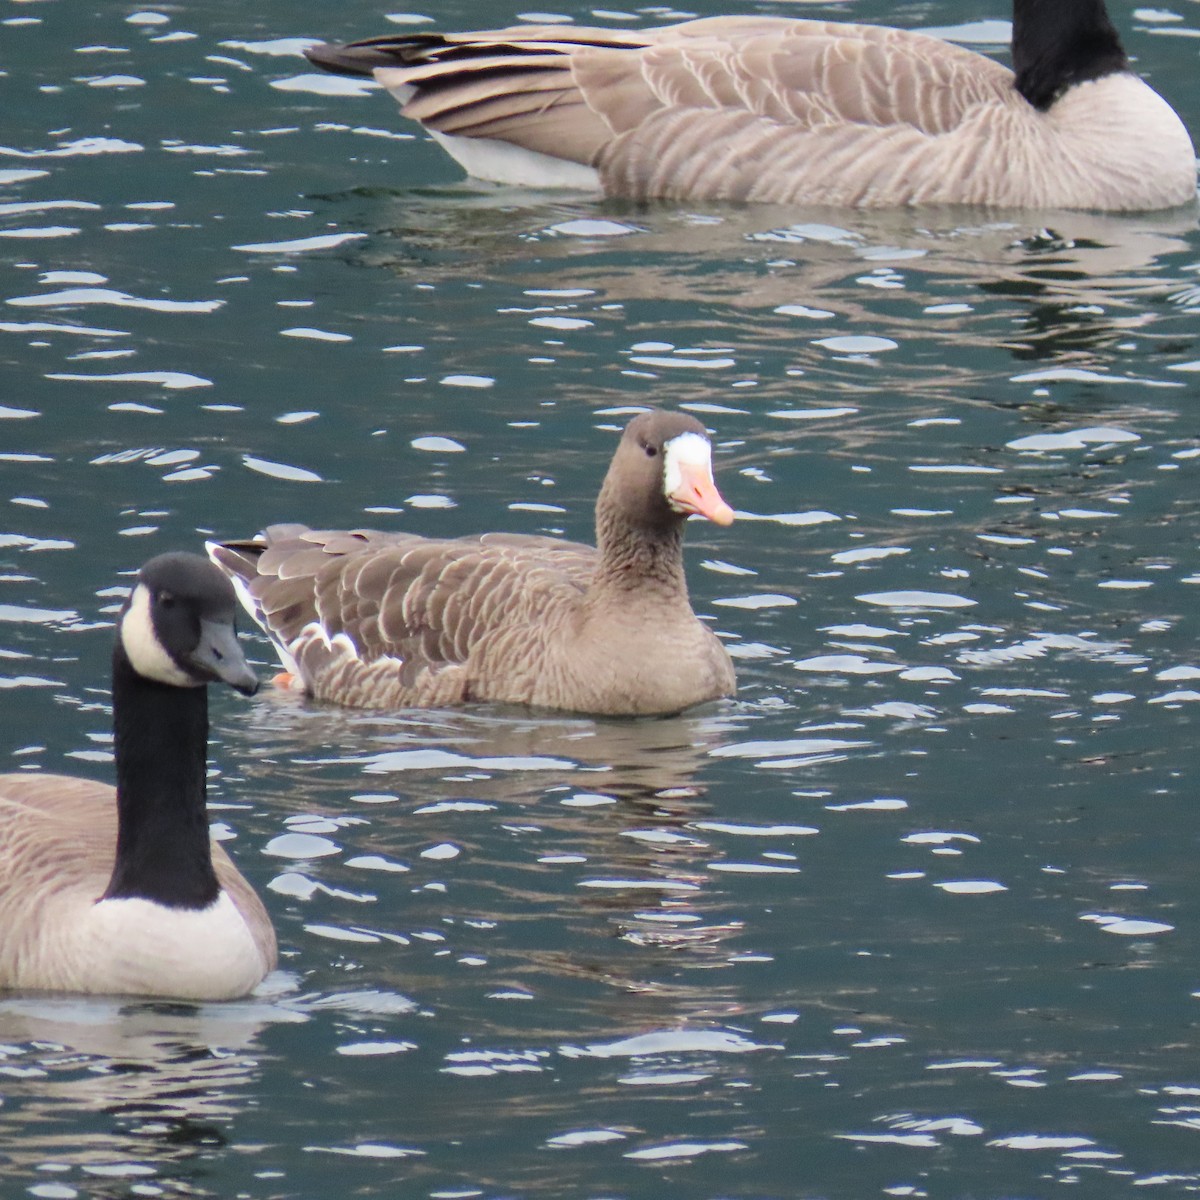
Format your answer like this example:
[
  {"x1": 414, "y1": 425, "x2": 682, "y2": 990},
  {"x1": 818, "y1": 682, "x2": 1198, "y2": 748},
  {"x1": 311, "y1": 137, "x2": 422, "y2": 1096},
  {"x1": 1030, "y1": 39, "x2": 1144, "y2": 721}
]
[
  {"x1": 0, "y1": 775, "x2": 117, "y2": 966},
  {"x1": 307, "y1": 17, "x2": 1015, "y2": 201},
  {"x1": 213, "y1": 845, "x2": 276, "y2": 970},
  {"x1": 210, "y1": 526, "x2": 598, "y2": 706}
]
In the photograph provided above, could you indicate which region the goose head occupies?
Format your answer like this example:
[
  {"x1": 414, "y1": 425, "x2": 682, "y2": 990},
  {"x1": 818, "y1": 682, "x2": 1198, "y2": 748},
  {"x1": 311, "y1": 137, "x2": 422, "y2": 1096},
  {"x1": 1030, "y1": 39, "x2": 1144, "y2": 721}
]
[
  {"x1": 118, "y1": 552, "x2": 259, "y2": 695},
  {"x1": 601, "y1": 409, "x2": 734, "y2": 532}
]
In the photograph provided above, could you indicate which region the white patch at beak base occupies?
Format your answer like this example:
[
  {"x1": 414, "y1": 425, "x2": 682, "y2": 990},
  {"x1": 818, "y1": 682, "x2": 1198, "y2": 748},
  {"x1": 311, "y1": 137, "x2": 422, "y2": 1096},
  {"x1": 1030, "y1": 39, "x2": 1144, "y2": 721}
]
[
  {"x1": 120, "y1": 583, "x2": 196, "y2": 687},
  {"x1": 662, "y1": 432, "x2": 735, "y2": 525},
  {"x1": 662, "y1": 432, "x2": 714, "y2": 503}
]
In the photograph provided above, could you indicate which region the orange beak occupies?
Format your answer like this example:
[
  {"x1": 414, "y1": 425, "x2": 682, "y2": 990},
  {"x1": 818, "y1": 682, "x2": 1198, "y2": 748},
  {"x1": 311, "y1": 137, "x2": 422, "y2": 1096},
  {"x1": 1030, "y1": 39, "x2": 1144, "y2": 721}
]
[{"x1": 669, "y1": 460, "x2": 735, "y2": 526}]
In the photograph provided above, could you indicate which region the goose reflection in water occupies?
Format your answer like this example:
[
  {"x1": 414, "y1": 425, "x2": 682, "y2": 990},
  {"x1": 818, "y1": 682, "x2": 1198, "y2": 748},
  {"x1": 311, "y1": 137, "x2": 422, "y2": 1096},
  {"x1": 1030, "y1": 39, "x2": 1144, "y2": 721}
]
[
  {"x1": 341, "y1": 191, "x2": 1197, "y2": 316},
  {"x1": 0, "y1": 996, "x2": 295, "y2": 1183},
  {"x1": 227, "y1": 689, "x2": 742, "y2": 809},
  {"x1": 219, "y1": 693, "x2": 802, "y2": 1013},
  {"x1": 329, "y1": 192, "x2": 1200, "y2": 430}
]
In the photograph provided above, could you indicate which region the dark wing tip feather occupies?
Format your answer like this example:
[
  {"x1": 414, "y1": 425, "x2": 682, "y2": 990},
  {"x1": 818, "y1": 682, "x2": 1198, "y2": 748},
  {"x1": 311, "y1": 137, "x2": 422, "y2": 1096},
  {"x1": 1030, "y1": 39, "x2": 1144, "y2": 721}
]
[
  {"x1": 304, "y1": 34, "x2": 469, "y2": 76},
  {"x1": 206, "y1": 538, "x2": 265, "y2": 584},
  {"x1": 304, "y1": 39, "x2": 407, "y2": 77}
]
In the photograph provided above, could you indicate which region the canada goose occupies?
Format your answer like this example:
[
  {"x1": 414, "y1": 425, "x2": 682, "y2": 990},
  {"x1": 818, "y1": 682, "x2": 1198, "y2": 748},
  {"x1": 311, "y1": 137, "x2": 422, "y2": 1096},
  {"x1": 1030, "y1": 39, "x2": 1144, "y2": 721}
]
[
  {"x1": 0, "y1": 553, "x2": 276, "y2": 1000},
  {"x1": 303, "y1": 1, "x2": 1196, "y2": 211},
  {"x1": 207, "y1": 410, "x2": 736, "y2": 716}
]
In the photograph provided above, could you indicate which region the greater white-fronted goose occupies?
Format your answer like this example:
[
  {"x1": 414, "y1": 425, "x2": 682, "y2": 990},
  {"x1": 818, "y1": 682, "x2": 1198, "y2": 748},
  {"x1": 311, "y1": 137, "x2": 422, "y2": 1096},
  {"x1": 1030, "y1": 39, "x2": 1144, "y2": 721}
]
[
  {"x1": 207, "y1": 410, "x2": 736, "y2": 716},
  {"x1": 0, "y1": 554, "x2": 277, "y2": 1000},
  {"x1": 303, "y1": 1, "x2": 1196, "y2": 211}
]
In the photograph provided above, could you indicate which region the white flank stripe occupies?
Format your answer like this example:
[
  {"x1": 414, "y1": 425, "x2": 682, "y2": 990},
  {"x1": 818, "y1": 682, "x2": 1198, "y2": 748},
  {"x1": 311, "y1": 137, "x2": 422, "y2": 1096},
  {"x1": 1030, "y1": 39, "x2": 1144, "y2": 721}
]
[{"x1": 426, "y1": 130, "x2": 602, "y2": 191}]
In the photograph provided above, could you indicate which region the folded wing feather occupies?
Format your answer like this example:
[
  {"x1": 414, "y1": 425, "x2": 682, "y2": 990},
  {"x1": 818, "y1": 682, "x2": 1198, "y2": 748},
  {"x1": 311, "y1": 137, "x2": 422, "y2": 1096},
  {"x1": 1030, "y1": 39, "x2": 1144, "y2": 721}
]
[{"x1": 218, "y1": 527, "x2": 599, "y2": 706}]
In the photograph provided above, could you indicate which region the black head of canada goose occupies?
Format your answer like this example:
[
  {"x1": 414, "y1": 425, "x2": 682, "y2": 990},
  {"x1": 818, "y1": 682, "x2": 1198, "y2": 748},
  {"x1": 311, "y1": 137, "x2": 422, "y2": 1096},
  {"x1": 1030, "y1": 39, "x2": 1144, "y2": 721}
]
[
  {"x1": 0, "y1": 553, "x2": 276, "y2": 1000},
  {"x1": 303, "y1": 0, "x2": 1196, "y2": 211},
  {"x1": 207, "y1": 409, "x2": 737, "y2": 716}
]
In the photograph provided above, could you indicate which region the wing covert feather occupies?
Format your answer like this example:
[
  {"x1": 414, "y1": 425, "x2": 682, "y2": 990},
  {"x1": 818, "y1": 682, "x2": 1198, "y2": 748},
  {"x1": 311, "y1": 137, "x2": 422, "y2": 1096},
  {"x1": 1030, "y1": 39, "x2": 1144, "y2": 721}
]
[{"x1": 223, "y1": 528, "x2": 597, "y2": 699}]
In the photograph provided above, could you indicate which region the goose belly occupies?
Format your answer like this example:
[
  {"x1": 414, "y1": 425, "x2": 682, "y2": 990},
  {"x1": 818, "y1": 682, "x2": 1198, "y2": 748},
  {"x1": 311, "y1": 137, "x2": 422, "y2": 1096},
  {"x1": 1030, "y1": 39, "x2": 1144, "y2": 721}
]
[
  {"x1": 880, "y1": 74, "x2": 1197, "y2": 210},
  {"x1": 1033, "y1": 74, "x2": 1197, "y2": 211},
  {"x1": 522, "y1": 620, "x2": 735, "y2": 716},
  {"x1": 15, "y1": 891, "x2": 269, "y2": 1000}
]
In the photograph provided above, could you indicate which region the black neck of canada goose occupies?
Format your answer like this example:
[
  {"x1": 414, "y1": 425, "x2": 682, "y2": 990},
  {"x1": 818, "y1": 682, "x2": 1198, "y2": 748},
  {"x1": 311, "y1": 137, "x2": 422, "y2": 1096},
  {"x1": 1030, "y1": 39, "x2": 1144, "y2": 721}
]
[
  {"x1": 102, "y1": 640, "x2": 221, "y2": 909},
  {"x1": 1012, "y1": 0, "x2": 1128, "y2": 111}
]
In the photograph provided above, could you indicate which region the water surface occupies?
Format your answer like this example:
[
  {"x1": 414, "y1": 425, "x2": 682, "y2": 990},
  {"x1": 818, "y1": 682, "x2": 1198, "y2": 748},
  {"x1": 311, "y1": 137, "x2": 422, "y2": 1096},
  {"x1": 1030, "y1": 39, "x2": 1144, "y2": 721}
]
[{"x1": 3, "y1": 0, "x2": 1200, "y2": 1196}]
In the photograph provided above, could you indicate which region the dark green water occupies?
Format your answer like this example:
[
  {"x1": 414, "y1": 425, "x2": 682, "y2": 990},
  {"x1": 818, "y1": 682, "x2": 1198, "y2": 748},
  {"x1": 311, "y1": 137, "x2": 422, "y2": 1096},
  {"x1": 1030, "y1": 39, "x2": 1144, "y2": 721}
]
[{"x1": 2, "y1": 0, "x2": 1200, "y2": 1196}]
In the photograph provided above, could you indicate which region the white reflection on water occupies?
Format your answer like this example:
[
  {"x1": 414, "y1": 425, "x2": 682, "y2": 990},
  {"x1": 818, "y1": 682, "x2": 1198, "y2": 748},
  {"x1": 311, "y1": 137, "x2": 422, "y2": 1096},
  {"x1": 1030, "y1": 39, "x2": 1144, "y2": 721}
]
[{"x1": 8, "y1": 286, "x2": 221, "y2": 312}]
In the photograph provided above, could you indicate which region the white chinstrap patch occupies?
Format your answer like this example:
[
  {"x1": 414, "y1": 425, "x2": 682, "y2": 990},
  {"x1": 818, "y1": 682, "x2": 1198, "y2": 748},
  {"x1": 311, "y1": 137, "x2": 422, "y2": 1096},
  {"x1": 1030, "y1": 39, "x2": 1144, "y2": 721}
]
[
  {"x1": 120, "y1": 584, "x2": 195, "y2": 687},
  {"x1": 662, "y1": 432, "x2": 715, "y2": 511},
  {"x1": 80, "y1": 890, "x2": 268, "y2": 999}
]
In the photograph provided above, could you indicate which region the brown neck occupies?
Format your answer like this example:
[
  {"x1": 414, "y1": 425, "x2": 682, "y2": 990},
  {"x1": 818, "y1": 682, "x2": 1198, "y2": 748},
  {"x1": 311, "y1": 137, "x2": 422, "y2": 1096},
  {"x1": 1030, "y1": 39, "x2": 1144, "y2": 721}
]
[{"x1": 591, "y1": 491, "x2": 690, "y2": 605}]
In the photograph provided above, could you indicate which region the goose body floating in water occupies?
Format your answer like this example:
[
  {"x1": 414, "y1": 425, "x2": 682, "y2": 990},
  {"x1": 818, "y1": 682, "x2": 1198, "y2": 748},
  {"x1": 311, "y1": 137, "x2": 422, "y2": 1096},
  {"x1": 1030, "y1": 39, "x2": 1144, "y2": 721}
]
[
  {"x1": 304, "y1": 0, "x2": 1196, "y2": 211},
  {"x1": 208, "y1": 410, "x2": 736, "y2": 717},
  {"x1": 0, "y1": 554, "x2": 276, "y2": 1000}
]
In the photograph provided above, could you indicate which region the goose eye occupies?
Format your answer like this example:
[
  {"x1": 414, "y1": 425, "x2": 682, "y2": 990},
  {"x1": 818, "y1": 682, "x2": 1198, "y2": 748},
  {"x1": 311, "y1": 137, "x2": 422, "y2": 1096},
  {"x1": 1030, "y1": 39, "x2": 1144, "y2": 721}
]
[
  {"x1": 644, "y1": 444, "x2": 658, "y2": 458},
  {"x1": 158, "y1": 590, "x2": 176, "y2": 609}
]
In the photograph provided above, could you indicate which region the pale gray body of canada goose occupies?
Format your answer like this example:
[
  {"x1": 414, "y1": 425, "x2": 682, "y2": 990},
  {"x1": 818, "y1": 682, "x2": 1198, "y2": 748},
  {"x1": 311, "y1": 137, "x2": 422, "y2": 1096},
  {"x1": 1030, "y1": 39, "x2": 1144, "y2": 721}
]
[
  {"x1": 0, "y1": 554, "x2": 276, "y2": 1000},
  {"x1": 207, "y1": 410, "x2": 736, "y2": 717},
  {"x1": 303, "y1": 0, "x2": 1197, "y2": 211}
]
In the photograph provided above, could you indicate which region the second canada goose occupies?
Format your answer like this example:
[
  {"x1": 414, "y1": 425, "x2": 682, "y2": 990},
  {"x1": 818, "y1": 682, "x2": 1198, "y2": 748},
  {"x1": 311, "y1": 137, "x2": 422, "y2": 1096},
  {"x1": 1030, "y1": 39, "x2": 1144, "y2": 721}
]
[
  {"x1": 304, "y1": 0, "x2": 1196, "y2": 211},
  {"x1": 0, "y1": 553, "x2": 277, "y2": 1000},
  {"x1": 207, "y1": 410, "x2": 736, "y2": 716}
]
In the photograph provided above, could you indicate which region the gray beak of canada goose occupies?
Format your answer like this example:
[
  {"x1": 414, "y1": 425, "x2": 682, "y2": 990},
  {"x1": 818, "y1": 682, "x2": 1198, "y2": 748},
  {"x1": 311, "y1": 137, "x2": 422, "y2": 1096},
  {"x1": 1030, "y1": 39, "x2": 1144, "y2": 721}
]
[{"x1": 190, "y1": 618, "x2": 260, "y2": 696}]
